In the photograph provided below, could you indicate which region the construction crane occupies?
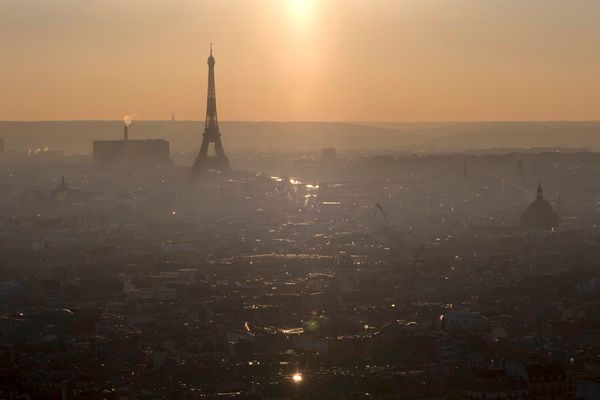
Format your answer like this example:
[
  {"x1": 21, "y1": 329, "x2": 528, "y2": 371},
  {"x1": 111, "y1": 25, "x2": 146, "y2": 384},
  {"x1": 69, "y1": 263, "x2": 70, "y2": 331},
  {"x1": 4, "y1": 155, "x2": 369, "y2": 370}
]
[{"x1": 374, "y1": 202, "x2": 390, "y2": 225}]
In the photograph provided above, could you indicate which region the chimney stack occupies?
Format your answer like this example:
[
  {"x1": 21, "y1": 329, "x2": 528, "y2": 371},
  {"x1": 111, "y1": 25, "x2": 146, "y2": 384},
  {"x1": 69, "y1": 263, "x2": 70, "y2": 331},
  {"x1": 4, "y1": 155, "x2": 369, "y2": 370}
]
[{"x1": 124, "y1": 125, "x2": 128, "y2": 141}]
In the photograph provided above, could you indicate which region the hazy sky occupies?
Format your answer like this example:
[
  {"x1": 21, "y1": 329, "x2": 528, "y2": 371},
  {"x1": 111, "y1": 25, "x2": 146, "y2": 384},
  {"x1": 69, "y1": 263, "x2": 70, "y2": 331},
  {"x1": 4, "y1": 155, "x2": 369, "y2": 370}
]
[{"x1": 2, "y1": 0, "x2": 600, "y2": 122}]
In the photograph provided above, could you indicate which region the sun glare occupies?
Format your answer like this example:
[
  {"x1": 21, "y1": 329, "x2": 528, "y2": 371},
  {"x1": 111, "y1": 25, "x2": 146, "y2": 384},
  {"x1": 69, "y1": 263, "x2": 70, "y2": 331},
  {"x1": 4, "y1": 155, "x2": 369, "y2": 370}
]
[{"x1": 288, "y1": 0, "x2": 314, "y2": 18}]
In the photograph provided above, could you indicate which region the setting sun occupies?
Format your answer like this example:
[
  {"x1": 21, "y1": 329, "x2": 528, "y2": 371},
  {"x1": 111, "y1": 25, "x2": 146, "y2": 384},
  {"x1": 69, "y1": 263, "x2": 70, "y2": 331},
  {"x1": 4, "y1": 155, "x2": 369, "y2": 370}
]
[{"x1": 288, "y1": 0, "x2": 315, "y2": 18}]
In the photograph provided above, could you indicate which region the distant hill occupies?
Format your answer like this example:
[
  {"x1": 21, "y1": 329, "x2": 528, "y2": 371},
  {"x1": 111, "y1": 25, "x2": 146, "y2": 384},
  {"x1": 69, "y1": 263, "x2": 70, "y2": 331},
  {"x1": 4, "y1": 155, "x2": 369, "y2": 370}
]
[
  {"x1": 424, "y1": 121, "x2": 600, "y2": 149},
  {"x1": 0, "y1": 120, "x2": 599, "y2": 155}
]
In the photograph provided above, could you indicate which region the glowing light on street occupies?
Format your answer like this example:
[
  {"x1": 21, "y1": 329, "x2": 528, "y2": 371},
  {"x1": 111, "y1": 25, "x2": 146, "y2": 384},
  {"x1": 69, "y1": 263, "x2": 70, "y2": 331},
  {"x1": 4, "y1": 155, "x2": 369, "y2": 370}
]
[{"x1": 292, "y1": 372, "x2": 303, "y2": 383}]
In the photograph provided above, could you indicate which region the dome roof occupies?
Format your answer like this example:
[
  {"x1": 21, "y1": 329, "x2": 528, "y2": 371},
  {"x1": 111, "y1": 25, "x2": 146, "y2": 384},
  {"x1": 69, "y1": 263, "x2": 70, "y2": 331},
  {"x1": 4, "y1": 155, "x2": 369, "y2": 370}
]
[{"x1": 521, "y1": 184, "x2": 559, "y2": 230}]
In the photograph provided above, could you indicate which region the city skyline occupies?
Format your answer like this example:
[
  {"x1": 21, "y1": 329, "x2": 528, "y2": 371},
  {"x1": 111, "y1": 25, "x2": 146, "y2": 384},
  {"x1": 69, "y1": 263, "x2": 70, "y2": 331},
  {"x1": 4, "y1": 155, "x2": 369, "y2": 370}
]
[
  {"x1": 2, "y1": 0, "x2": 600, "y2": 122},
  {"x1": 3, "y1": 2, "x2": 600, "y2": 398}
]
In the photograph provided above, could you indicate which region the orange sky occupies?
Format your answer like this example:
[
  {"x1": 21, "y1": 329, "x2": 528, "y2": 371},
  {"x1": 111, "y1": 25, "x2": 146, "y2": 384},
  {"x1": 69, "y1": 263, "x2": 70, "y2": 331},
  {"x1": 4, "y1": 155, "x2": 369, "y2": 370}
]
[{"x1": 2, "y1": 0, "x2": 600, "y2": 122}]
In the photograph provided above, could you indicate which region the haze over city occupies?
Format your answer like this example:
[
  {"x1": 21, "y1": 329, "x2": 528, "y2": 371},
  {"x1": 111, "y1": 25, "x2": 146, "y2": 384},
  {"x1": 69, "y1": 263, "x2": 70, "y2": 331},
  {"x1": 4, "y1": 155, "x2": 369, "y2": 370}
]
[{"x1": 3, "y1": 1, "x2": 600, "y2": 400}]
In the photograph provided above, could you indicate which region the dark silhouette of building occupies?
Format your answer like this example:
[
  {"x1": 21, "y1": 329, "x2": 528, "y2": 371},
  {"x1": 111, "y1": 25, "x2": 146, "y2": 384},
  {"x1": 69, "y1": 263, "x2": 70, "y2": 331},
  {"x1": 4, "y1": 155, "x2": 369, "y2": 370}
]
[
  {"x1": 53, "y1": 175, "x2": 70, "y2": 201},
  {"x1": 520, "y1": 183, "x2": 559, "y2": 230},
  {"x1": 93, "y1": 124, "x2": 172, "y2": 166},
  {"x1": 193, "y1": 44, "x2": 230, "y2": 174},
  {"x1": 517, "y1": 158, "x2": 524, "y2": 176},
  {"x1": 54, "y1": 175, "x2": 69, "y2": 191}
]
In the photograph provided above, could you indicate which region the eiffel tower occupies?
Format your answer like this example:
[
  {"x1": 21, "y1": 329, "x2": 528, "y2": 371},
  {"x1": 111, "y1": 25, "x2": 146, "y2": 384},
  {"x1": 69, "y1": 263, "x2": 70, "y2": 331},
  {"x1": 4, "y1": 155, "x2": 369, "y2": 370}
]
[{"x1": 193, "y1": 44, "x2": 230, "y2": 174}]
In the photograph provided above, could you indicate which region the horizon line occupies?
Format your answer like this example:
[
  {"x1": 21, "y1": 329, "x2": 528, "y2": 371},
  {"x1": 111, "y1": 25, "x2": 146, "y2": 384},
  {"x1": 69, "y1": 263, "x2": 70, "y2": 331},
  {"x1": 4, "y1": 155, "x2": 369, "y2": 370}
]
[{"x1": 2, "y1": 119, "x2": 600, "y2": 124}]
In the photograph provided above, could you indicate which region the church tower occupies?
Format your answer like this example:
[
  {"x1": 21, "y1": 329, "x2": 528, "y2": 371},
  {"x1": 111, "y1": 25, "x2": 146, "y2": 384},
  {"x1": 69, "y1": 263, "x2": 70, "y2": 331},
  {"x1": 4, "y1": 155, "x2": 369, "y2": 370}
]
[
  {"x1": 536, "y1": 182, "x2": 544, "y2": 200},
  {"x1": 193, "y1": 44, "x2": 230, "y2": 174}
]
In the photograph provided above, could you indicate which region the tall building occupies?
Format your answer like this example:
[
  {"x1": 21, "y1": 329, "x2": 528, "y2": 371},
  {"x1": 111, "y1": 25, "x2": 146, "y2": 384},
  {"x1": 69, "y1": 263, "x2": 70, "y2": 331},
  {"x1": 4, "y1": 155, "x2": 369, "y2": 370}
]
[
  {"x1": 193, "y1": 44, "x2": 230, "y2": 174},
  {"x1": 517, "y1": 158, "x2": 524, "y2": 176}
]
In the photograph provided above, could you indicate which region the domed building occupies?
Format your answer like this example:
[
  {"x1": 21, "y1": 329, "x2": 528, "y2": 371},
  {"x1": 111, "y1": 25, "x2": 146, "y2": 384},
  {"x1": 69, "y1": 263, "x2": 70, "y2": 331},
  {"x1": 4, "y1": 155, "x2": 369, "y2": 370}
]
[{"x1": 520, "y1": 183, "x2": 559, "y2": 230}]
